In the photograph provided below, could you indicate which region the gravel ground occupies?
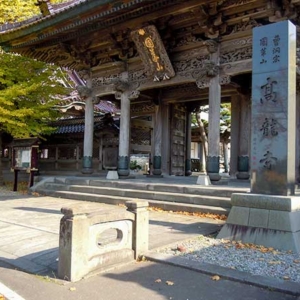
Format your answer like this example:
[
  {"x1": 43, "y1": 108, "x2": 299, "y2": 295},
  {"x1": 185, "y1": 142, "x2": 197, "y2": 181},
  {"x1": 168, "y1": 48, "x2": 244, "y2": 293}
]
[{"x1": 156, "y1": 234, "x2": 300, "y2": 283}]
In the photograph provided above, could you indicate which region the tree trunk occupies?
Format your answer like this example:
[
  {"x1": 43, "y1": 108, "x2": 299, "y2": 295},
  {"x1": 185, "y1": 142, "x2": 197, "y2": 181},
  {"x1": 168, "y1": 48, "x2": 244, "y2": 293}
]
[
  {"x1": 0, "y1": 133, "x2": 4, "y2": 186},
  {"x1": 222, "y1": 141, "x2": 229, "y2": 173},
  {"x1": 196, "y1": 112, "x2": 208, "y2": 159}
]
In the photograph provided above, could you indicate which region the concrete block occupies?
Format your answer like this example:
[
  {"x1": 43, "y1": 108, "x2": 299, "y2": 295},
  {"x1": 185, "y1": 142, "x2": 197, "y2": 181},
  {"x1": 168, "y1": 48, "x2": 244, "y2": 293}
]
[
  {"x1": 217, "y1": 224, "x2": 300, "y2": 253},
  {"x1": 268, "y1": 210, "x2": 300, "y2": 232},
  {"x1": 289, "y1": 211, "x2": 300, "y2": 232},
  {"x1": 196, "y1": 175, "x2": 211, "y2": 186},
  {"x1": 231, "y1": 193, "x2": 300, "y2": 211},
  {"x1": 248, "y1": 208, "x2": 269, "y2": 228},
  {"x1": 268, "y1": 210, "x2": 292, "y2": 231},
  {"x1": 126, "y1": 200, "x2": 149, "y2": 258},
  {"x1": 106, "y1": 171, "x2": 119, "y2": 180},
  {"x1": 226, "y1": 206, "x2": 250, "y2": 226}
]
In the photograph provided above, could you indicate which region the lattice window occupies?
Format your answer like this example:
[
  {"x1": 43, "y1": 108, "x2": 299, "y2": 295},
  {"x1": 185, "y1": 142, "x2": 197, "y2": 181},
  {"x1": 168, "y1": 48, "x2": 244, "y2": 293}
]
[
  {"x1": 58, "y1": 146, "x2": 76, "y2": 159},
  {"x1": 103, "y1": 136, "x2": 119, "y2": 147},
  {"x1": 93, "y1": 147, "x2": 99, "y2": 159},
  {"x1": 131, "y1": 128, "x2": 151, "y2": 145},
  {"x1": 40, "y1": 147, "x2": 56, "y2": 159}
]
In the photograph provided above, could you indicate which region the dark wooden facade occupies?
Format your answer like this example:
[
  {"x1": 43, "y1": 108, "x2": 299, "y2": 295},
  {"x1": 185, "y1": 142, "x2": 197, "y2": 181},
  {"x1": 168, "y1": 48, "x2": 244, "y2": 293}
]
[{"x1": 1, "y1": 0, "x2": 300, "y2": 178}]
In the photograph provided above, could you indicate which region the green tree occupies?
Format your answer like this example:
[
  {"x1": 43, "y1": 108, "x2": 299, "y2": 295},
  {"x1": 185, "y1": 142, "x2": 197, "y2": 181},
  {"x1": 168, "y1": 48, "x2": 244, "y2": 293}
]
[
  {"x1": 0, "y1": 0, "x2": 68, "y2": 23},
  {"x1": 0, "y1": 50, "x2": 68, "y2": 138},
  {"x1": 0, "y1": 1, "x2": 72, "y2": 184},
  {"x1": 0, "y1": 50, "x2": 69, "y2": 184},
  {"x1": 193, "y1": 103, "x2": 231, "y2": 172}
]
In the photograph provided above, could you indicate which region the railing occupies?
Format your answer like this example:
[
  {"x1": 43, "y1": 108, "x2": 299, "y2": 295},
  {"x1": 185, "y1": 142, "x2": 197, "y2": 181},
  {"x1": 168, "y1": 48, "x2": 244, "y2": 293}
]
[{"x1": 58, "y1": 200, "x2": 149, "y2": 282}]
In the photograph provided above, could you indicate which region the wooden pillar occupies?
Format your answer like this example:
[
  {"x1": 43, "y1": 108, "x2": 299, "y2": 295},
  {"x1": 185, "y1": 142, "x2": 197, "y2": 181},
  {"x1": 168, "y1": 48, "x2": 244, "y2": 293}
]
[
  {"x1": 153, "y1": 101, "x2": 162, "y2": 176},
  {"x1": 161, "y1": 103, "x2": 170, "y2": 175},
  {"x1": 79, "y1": 73, "x2": 94, "y2": 174},
  {"x1": 237, "y1": 94, "x2": 250, "y2": 180},
  {"x1": 207, "y1": 43, "x2": 221, "y2": 181},
  {"x1": 229, "y1": 95, "x2": 241, "y2": 177},
  {"x1": 185, "y1": 110, "x2": 192, "y2": 176},
  {"x1": 115, "y1": 72, "x2": 140, "y2": 177}
]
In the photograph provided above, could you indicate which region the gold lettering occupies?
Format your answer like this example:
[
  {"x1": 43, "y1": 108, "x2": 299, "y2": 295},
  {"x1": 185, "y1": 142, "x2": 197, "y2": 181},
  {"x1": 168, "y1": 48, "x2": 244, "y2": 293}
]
[{"x1": 144, "y1": 37, "x2": 164, "y2": 72}]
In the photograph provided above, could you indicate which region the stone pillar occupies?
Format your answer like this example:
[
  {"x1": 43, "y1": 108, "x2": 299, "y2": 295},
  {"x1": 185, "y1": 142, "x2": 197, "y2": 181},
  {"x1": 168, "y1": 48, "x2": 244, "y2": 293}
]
[
  {"x1": 77, "y1": 73, "x2": 94, "y2": 174},
  {"x1": 236, "y1": 95, "x2": 250, "y2": 180},
  {"x1": 207, "y1": 43, "x2": 221, "y2": 181},
  {"x1": 229, "y1": 95, "x2": 240, "y2": 177},
  {"x1": 185, "y1": 110, "x2": 192, "y2": 176},
  {"x1": 115, "y1": 72, "x2": 140, "y2": 177},
  {"x1": 296, "y1": 92, "x2": 300, "y2": 183},
  {"x1": 153, "y1": 101, "x2": 162, "y2": 176},
  {"x1": 218, "y1": 21, "x2": 300, "y2": 253},
  {"x1": 126, "y1": 200, "x2": 149, "y2": 259},
  {"x1": 58, "y1": 207, "x2": 90, "y2": 282}
]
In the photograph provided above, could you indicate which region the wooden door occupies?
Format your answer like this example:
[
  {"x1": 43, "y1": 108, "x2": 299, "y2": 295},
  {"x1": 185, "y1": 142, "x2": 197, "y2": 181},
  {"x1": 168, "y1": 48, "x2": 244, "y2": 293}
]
[{"x1": 170, "y1": 104, "x2": 186, "y2": 175}]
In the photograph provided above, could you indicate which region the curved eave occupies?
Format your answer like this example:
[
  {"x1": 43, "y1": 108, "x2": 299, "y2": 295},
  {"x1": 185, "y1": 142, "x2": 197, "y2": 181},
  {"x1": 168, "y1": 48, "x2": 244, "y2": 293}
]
[{"x1": 0, "y1": 0, "x2": 147, "y2": 49}]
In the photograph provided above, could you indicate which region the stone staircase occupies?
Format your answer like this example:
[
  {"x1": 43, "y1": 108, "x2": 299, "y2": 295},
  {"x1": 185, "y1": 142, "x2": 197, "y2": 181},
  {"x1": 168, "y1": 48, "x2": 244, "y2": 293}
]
[{"x1": 31, "y1": 176, "x2": 250, "y2": 216}]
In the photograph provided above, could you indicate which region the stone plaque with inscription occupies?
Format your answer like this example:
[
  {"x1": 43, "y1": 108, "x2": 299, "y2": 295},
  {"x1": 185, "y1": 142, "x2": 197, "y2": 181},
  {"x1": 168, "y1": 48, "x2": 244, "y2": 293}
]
[{"x1": 251, "y1": 21, "x2": 296, "y2": 195}]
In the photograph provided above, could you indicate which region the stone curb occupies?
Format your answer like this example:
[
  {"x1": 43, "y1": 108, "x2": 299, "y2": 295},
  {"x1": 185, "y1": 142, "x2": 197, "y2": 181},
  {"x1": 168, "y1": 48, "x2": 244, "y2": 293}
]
[{"x1": 145, "y1": 252, "x2": 300, "y2": 297}]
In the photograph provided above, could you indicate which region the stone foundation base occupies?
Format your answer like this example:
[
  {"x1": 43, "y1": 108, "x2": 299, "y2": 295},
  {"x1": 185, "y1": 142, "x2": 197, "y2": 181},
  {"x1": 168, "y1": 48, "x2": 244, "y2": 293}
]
[
  {"x1": 217, "y1": 193, "x2": 300, "y2": 253},
  {"x1": 106, "y1": 171, "x2": 119, "y2": 180},
  {"x1": 236, "y1": 172, "x2": 250, "y2": 180},
  {"x1": 208, "y1": 173, "x2": 221, "y2": 181},
  {"x1": 196, "y1": 174, "x2": 211, "y2": 185}
]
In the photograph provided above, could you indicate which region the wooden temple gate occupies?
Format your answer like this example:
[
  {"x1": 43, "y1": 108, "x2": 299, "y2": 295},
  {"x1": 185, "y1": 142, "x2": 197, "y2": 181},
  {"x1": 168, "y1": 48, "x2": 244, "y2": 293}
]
[{"x1": 1, "y1": 0, "x2": 300, "y2": 181}]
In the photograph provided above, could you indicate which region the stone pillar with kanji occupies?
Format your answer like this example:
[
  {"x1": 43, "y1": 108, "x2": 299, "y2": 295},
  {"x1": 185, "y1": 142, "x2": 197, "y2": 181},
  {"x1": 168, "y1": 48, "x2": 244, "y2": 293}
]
[
  {"x1": 251, "y1": 21, "x2": 296, "y2": 195},
  {"x1": 218, "y1": 21, "x2": 300, "y2": 253}
]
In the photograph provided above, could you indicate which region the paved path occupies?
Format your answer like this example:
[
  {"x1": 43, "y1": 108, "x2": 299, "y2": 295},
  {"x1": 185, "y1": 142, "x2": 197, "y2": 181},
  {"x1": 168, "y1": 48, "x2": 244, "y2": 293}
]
[
  {"x1": 0, "y1": 192, "x2": 222, "y2": 276},
  {"x1": 0, "y1": 189, "x2": 299, "y2": 300}
]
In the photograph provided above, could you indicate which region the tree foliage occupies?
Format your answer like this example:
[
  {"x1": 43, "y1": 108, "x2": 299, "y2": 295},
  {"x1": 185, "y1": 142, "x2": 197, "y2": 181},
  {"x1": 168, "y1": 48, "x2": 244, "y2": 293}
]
[
  {"x1": 0, "y1": 0, "x2": 68, "y2": 24},
  {"x1": 0, "y1": 50, "x2": 69, "y2": 138}
]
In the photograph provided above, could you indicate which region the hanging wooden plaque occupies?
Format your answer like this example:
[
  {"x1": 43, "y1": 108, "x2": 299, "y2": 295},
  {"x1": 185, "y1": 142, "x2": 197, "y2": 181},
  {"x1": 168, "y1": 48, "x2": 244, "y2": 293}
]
[{"x1": 131, "y1": 25, "x2": 175, "y2": 82}]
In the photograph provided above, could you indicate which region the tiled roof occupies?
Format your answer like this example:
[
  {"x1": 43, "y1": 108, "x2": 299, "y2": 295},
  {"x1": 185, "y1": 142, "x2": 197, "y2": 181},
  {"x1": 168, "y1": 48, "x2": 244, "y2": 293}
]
[
  {"x1": 52, "y1": 113, "x2": 119, "y2": 135},
  {"x1": 0, "y1": 0, "x2": 83, "y2": 33},
  {"x1": 0, "y1": 0, "x2": 145, "y2": 37}
]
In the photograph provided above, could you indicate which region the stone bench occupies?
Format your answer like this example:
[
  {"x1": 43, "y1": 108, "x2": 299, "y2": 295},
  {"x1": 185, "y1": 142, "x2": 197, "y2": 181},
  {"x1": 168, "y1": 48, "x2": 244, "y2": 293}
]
[{"x1": 58, "y1": 200, "x2": 149, "y2": 282}]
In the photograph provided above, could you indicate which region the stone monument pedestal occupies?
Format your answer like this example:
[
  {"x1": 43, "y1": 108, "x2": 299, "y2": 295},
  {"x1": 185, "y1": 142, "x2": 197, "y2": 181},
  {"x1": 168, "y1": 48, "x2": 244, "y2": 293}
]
[
  {"x1": 196, "y1": 174, "x2": 211, "y2": 186},
  {"x1": 106, "y1": 170, "x2": 119, "y2": 180},
  {"x1": 217, "y1": 193, "x2": 300, "y2": 253}
]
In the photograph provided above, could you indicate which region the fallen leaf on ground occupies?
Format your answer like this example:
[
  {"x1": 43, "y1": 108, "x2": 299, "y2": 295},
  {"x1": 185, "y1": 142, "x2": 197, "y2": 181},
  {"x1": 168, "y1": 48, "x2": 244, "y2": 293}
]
[
  {"x1": 148, "y1": 207, "x2": 227, "y2": 220},
  {"x1": 166, "y1": 281, "x2": 174, "y2": 286},
  {"x1": 293, "y1": 259, "x2": 300, "y2": 264},
  {"x1": 177, "y1": 245, "x2": 186, "y2": 252},
  {"x1": 283, "y1": 276, "x2": 290, "y2": 281},
  {"x1": 268, "y1": 261, "x2": 281, "y2": 265},
  {"x1": 155, "y1": 279, "x2": 162, "y2": 283},
  {"x1": 137, "y1": 255, "x2": 147, "y2": 262},
  {"x1": 211, "y1": 275, "x2": 220, "y2": 281}
]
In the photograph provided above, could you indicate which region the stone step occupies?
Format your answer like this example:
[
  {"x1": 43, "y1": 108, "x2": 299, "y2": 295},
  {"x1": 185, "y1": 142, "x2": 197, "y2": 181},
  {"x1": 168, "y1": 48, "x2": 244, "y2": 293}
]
[
  {"x1": 52, "y1": 178, "x2": 245, "y2": 198},
  {"x1": 67, "y1": 185, "x2": 232, "y2": 208},
  {"x1": 54, "y1": 190, "x2": 230, "y2": 215}
]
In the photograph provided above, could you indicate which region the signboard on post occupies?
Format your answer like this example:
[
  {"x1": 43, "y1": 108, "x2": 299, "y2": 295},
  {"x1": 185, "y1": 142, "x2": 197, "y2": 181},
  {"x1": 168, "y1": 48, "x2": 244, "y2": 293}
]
[{"x1": 11, "y1": 138, "x2": 39, "y2": 190}]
